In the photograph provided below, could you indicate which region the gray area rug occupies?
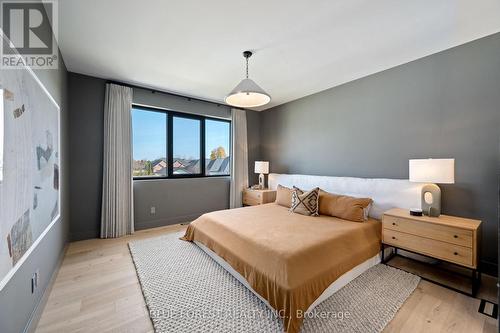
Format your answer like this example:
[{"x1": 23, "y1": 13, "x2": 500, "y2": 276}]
[{"x1": 129, "y1": 232, "x2": 420, "y2": 333}]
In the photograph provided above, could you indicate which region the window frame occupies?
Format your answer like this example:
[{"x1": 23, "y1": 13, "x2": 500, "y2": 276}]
[{"x1": 132, "y1": 104, "x2": 231, "y2": 180}]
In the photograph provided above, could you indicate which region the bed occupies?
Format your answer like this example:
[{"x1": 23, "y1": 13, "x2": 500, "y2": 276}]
[
  {"x1": 181, "y1": 174, "x2": 425, "y2": 333},
  {"x1": 182, "y1": 204, "x2": 380, "y2": 332}
]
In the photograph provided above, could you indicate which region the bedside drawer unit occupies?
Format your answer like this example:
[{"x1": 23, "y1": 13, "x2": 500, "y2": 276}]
[
  {"x1": 382, "y1": 229, "x2": 473, "y2": 267},
  {"x1": 383, "y1": 215, "x2": 472, "y2": 247},
  {"x1": 243, "y1": 191, "x2": 261, "y2": 205},
  {"x1": 381, "y1": 208, "x2": 481, "y2": 297},
  {"x1": 242, "y1": 189, "x2": 276, "y2": 206}
]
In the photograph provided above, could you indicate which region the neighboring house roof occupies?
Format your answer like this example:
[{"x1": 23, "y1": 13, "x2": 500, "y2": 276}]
[
  {"x1": 219, "y1": 157, "x2": 230, "y2": 174},
  {"x1": 205, "y1": 157, "x2": 230, "y2": 175},
  {"x1": 153, "y1": 160, "x2": 167, "y2": 172},
  {"x1": 147, "y1": 157, "x2": 230, "y2": 175},
  {"x1": 173, "y1": 160, "x2": 184, "y2": 168},
  {"x1": 208, "y1": 158, "x2": 224, "y2": 172}
]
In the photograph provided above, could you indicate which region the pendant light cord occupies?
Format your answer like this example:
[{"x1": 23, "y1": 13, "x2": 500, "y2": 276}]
[{"x1": 246, "y1": 56, "x2": 249, "y2": 79}]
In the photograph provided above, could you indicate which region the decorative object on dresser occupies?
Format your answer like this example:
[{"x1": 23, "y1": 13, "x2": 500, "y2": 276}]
[
  {"x1": 409, "y1": 158, "x2": 455, "y2": 217},
  {"x1": 409, "y1": 208, "x2": 423, "y2": 216},
  {"x1": 382, "y1": 207, "x2": 481, "y2": 296},
  {"x1": 254, "y1": 161, "x2": 269, "y2": 189},
  {"x1": 242, "y1": 188, "x2": 276, "y2": 206}
]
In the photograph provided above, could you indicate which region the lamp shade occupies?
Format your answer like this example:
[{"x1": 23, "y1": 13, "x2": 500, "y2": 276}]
[
  {"x1": 225, "y1": 78, "x2": 271, "y2": 108},
  {"x1": 254, "y1": 161, "x2": 269, "y2": 174},
  {"x1": 409, "y1": 158, "x2": 455, "y2": 184}
]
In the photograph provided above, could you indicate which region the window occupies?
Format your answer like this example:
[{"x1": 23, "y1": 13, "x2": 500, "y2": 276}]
[
  {"x1": 132, "y1": 108, "x2": 167, "y2": 178},
  {"x1": 131, "y1": 105, "x2": 231, "y2": 179},
  {"x1": 172, "y1": 116, "x2": 201, "y2": 175},
  {"x1": 205, "y1": 119, "x2": 230, "y2": 176}
]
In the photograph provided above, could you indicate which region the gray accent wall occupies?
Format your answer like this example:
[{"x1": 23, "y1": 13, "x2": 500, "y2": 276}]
[
  {"x1": 68, "y1": 73, "x2": 261, "y2": 237},
  {"x1": 134, "y1": 177, "x2": 230, "y2": 230},
  {"x1": 0, "y1": 25, "x2": 69, "y2": 333},
  {"x1": 68, "y1": 73, "x2": 107, "y2": 240},
  {"x1": 246, "y1": 109, "x2": 261, "y2": 186},
  {"x1": 260, "y1": 33, "x2": 500, "y2": 273}
]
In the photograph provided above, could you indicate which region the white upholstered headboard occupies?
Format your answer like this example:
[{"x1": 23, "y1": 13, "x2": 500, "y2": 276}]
[{"x1": 268, "y1": 173, "x2": 425, "y2": 219}]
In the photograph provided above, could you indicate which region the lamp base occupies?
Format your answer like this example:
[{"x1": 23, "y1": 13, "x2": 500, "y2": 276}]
[
  {"x1": 258, "y1": 173, "x2": 265, "y2": 189},
  {"x1": 421, "y1": 184, "x2": 441, "y2": 217}
]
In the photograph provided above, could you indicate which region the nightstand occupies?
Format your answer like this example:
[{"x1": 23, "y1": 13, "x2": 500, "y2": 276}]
[
  {"x1": 242, "y1": 188, "x2": 276, "y2": 206},
  {"x1": 382, "y1": 208, "x2": 481, "y2": 296}
]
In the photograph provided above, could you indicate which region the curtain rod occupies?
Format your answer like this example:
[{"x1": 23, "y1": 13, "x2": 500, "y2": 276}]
[{"x1": 106, "y1": 79, "x2": 247, "y2": 111}]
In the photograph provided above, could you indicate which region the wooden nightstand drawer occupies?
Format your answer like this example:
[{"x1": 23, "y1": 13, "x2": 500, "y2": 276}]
[
  {"x1": 383, "y1": 229, "x2": 473, "y2": 267},
  {"x1": 243, "y1": 191, "x2": 261, "y2": 206},
  {"x1": 242, "y1": 189, "x2": 276, "y2": 206},
  {"x1": 383, "y1": 215, "x2": 472, "y2": 247},
  {"x1": 382, "y1": 208, "x2": 481, "y2": 295}
]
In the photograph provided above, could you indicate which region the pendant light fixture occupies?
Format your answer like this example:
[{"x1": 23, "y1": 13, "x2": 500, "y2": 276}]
[{"x1": 225, "y1": 51, "x2": 271, "y2": 108}]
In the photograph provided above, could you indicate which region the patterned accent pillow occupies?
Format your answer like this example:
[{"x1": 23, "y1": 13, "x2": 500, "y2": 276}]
[
  {"x1": 289, "y1": 186, "x2": 304, "y2": 207},
  {"x1": 290, "y1": 187, "x2": 320, "y2": 216}
]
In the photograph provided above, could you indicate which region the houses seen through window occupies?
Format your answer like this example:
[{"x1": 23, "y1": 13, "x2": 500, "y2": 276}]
[
  {"x1": 205, "y1": 119, "x2": 230, "y2": 176},
  {"x1": 132, "y1": 108, "x2": 166, "y2": 178},
  {"x1": 131, "y1": 106, "x2": 230, "y2": 178},
  {"x1": 172, "y1": 116, "x2": 201, "y2": 175}
]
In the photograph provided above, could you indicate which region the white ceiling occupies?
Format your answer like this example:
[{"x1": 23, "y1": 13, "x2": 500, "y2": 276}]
[{"x1": 59, "y1": 0, "x2": 500, "y2": 111}]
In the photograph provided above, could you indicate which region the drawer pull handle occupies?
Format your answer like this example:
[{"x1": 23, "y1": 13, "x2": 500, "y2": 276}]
[
  {"x1": 453, "y1": 252, "x2": 458, "y2": 256},
  {"x1": 453, "y1": 235, "x2": 458, "y2": 238},
  {"x1": 392, "y1": 222, "x2": 396, "y2": 226},
  {"x1": 392, "y1": 236, "x2": 396, "y2": 240}
]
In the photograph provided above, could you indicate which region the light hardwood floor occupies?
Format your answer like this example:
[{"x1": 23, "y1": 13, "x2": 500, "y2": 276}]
[{"x1": 36, "y1": 224, "x2": 498, "y2": 333}]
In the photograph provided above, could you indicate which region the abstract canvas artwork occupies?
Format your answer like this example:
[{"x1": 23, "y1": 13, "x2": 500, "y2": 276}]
[{"x1": 0, "y1": 33, "x2": 60, "y2": 288}]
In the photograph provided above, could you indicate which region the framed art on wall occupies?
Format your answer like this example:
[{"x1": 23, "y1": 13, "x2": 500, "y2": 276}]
[{"x1": 0, "y1": 32, "x2": 61, "y2": 290}]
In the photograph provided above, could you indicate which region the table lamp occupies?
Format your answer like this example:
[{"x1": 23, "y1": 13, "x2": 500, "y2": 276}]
[
  {"x1": 409, "y1": 158, "x2": 455, "y2": 217},
  {"x1": 254, "y1": 161, "x2": 269, "y2": 189}
]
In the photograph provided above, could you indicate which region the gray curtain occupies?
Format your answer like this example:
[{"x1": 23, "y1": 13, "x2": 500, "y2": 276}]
[
  {"x1": 101, "y1": 83, "x2": 134, "y2": 238},
  {"x1": 229, "y1": 109, "x2": 249, "y2": 208}
]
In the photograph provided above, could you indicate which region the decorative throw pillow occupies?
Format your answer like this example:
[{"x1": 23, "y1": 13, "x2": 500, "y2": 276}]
[
  {"x1": 318, "y1": 189, "x2": 373, "y2": 222},
  {"x1": 363, "y1": 202, "x2": 372, "y2": 220},
  {"x1": 275, "y1": 184, "x2": 296, "y2": 208},
  {"x1": 290, "y1": 187, "x2": 319, "y2": 216}
]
